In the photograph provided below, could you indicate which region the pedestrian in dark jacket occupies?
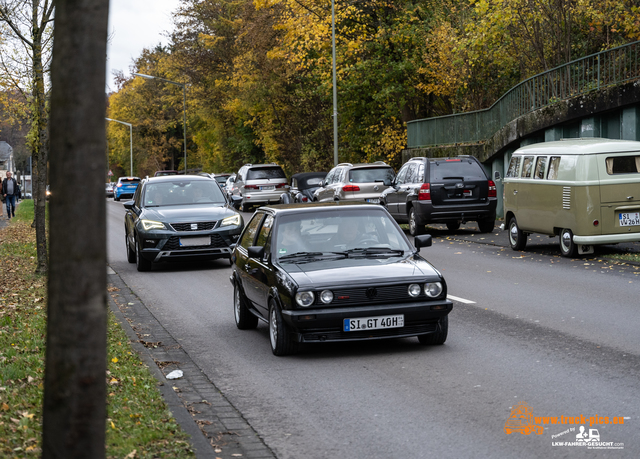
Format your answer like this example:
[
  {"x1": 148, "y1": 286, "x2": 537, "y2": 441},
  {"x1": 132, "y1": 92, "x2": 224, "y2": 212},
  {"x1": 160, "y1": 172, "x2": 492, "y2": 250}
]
[{"x1": 2, "y1": 172, "x2": 19, "y2": 220}]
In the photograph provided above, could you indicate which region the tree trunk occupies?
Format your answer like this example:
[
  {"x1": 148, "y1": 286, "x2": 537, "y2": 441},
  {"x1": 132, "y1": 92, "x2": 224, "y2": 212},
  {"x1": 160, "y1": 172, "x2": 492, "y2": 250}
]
[{"x1": 42, "y1": 0, "x2": 110, "y2": 457}]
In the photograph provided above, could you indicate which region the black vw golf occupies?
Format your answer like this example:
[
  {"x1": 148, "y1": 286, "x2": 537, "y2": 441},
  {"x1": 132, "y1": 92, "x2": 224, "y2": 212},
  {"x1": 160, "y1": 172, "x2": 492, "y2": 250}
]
[
  {"x1": 230, "y1": 202, "x2": 453, "y2": 355},
  {"x1": 124, "y1": 175, "x2": 244, "y2": 271}
]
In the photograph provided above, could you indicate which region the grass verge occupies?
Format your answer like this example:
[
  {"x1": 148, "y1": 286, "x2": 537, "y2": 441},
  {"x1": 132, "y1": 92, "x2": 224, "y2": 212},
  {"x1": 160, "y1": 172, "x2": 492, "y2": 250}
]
[{"x1": 0, "y1": 200, "x2": 194, "y2": 458}]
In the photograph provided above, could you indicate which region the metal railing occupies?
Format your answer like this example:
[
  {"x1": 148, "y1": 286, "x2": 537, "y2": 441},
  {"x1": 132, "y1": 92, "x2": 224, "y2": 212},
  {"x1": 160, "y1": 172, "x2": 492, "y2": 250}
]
[{"x1": 407, "y1": 41, "x2": 640, "y2": 148}]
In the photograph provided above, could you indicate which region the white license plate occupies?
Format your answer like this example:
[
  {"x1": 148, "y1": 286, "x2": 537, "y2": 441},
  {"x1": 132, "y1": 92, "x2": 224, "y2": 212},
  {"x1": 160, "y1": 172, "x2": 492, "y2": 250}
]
[
  {"x1": 260, "y1": 185, "x2": 275, "y2": 191},
  {"x1": 619, "y1": 212, "x2": 640, "y2": 227},
  {"x1": 366, "y1": 198, "x2": 380, "y2": 204},
  {"x1": 343, "y1": 314, "x2": 404, "y2": 332},
  {"x1": 179, "y1": 236, "x2": 210, "y2": 247}
]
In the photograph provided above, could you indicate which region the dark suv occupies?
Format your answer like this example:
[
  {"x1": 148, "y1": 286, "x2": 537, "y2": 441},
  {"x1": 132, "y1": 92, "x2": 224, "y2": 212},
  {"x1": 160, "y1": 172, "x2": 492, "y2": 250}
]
[{"x1": 380, "y1": 156, "x2": 497, "y2": 235}]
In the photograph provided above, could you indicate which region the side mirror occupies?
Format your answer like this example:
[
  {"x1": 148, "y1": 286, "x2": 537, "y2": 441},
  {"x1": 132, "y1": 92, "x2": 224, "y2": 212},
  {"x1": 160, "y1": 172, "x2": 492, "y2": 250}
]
[
  {"x1": 494, "y1": 171, "x2": 502, "y2": 181},
  {"x1": 248, "y1": 246, "x2": 265, "y2": 259},
  {"x1": 123, "y1": 200, "x2": 135, "y2": 210},
  {"x1": 414, "y1": 234, "x2": 432, "y2": 252},
  {"x1": 319, "y1": 180, "x2": 325, "y2": 187}
]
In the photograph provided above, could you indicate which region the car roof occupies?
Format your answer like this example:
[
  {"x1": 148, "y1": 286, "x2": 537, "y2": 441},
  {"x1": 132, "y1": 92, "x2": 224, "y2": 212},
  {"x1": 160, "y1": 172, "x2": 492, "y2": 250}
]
[
  {"x1": 337, "y1": 162, "x2": 391, "y2": 169},
  {"x1": 290, "y1": 172, "x2": 327, "y2": 180},
  {"x1": 259, "y1": 201, "x2": 387, "y2": 215},
  {"x1": 143, "y1": 175, "x2": 214, "y2": 184}
]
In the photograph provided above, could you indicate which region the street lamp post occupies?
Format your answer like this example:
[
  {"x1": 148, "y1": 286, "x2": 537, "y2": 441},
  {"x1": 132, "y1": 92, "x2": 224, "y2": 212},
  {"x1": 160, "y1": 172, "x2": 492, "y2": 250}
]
[
  {"x1": 134, "y1": 73, "x2": 188, "y2": 173},
  {"x1": 105, "y1": 118, "x2": 133, "y2": 176},
  {"x1": 331, "y1": 0, "x2": 338, "y2": 166}
]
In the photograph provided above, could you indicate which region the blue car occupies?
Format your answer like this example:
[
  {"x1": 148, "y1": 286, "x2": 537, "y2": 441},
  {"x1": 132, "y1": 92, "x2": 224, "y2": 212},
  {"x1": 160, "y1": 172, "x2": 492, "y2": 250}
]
[{"x1": 114, "y1": 177, "x2": 141, "y2": 201}]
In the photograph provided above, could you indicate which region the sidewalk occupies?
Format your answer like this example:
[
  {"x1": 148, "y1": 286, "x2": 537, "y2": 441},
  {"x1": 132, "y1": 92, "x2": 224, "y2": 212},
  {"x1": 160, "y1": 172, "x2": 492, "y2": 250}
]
[{"x1": 107, "y1": 266, "x2": 276, "y2": 459}]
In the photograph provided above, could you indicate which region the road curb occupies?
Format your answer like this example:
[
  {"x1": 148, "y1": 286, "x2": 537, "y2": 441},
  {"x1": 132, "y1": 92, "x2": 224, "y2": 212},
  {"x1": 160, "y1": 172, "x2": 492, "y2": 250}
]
[{"x1": 107, "y1": 266, "x2": 276, "y2": 459}]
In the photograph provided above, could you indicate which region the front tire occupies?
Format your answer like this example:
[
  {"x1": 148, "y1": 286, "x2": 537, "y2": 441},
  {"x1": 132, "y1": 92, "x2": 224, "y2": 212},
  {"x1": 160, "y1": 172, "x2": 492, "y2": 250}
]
[
  {"x1": 418, "y1": 316, "x2": 448, "y2": 345},
  {"x1": 559, "y1": 228, "x2": 577, "y2": 257},
  {"x1": 508, "y1": 217, "x2": 527, "y2": 251},
  {"x1": 269, "y1": 302, "x2": 299, "y2": 356},
  {"x1": 408, "y1": 208, "x2": 425, "y2": 236},
  {"x1": 446, "y1": 221, "x2": 461, "y2": 231},
  {"x1": 126, "y1": 232, "x2": 136, "y2": 263},
  {"x1": 234, "y1": 283, "x2": 258, "y2": 329},
  {"x1": 135, "y1": 238, "x2": 153, "y2": 272}
]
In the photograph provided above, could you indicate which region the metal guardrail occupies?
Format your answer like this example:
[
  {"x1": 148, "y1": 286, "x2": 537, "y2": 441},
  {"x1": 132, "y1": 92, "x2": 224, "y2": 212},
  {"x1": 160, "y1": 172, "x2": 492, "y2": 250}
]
[{"x1": 407, "y1": 41, "x2": 640, "y2": 148}]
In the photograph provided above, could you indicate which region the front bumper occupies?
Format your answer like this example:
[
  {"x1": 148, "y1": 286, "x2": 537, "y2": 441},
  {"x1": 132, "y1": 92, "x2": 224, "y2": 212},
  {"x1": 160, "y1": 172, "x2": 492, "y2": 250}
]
[
  {"x1": 281, "y1": 299, "x2": 453, "y2": 343},
  {"x1": 137, "y1": 226, "x2": 242, "y2": 263}
]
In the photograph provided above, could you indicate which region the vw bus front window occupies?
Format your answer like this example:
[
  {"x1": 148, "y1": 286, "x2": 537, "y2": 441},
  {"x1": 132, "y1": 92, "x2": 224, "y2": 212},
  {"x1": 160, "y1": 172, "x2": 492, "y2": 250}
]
[{"x1": 506, "y1": 156, "x2": 521, "y2": 178}]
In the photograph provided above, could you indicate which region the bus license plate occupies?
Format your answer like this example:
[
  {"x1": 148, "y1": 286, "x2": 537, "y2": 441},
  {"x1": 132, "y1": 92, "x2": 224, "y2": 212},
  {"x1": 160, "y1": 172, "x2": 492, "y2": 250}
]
[
  {"x1": 619, "y1": 212, "x2": 640, "y2": 227},
  {"x1": 344, "y1": 315, "x2": 404, "y2": 332}
]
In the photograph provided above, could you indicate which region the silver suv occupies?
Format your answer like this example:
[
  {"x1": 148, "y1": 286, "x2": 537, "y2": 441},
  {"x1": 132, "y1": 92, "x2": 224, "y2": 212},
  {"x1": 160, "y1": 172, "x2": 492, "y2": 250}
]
[
  {"x1": 313, "y1": 162, "x2": 395, "y2": 203},
  {"x1": 235, "y1": 163, "x2": 288, "y2": 211}
]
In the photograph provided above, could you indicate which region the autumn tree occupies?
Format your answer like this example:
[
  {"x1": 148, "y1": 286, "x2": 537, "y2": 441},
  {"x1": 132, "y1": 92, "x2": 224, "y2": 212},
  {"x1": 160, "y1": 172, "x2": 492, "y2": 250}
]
[{"x1": 0, "y1": 0, "x2": 54, "y2": 274}]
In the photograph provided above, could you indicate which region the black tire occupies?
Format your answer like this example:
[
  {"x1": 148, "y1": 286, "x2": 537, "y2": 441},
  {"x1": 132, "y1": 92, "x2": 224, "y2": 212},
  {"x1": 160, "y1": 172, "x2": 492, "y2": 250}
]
[
  {"x1": 508, "y1": 216, "x2": 527, "y2": 251},
  {"x1": 234, "y1": 283, "x2": 258, "y2": 329},
  {"x1": 126, "y1": 232, "x2": 136, "y2": 263},
  {"x1": 559, "y1": 228, "x2": 577, "y2": 257},
  {"x1": 269, "y1": 301, "x2": 299, "y2": 356},
  {"x1": 477, "y1": 219, "x2": 495, "y2": 233},
  {"x1": 418, "y1": 316, "x2": 448, "y2": 345},
  {"x1": 408, "y1": 207, "x2": 425, "y2": 236},
  {"x1": 446, "y1": 221, "x2": 461, "y2": 231},
  {"x1": 135, "y1": 237, "x2": 153, "y2": 272},
  {"x1": 114, "y1": 196, "x2": 120, "y2": 202}
]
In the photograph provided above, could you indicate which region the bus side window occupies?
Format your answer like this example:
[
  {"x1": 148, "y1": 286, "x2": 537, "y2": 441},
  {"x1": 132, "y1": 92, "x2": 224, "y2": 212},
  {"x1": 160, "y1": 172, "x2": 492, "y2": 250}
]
[
  {"x1": 534, "y1": 156, "x2": 547, "y2": 180},
  {"x1": 506, "y1": 156, "x2": 521, "y2": 178},
  {"x1": 547, "y1": 157, "x2": 561, "y2": 180},
  {"x1": 521, "y1": 156, "x2": 534, "y2": 178}
]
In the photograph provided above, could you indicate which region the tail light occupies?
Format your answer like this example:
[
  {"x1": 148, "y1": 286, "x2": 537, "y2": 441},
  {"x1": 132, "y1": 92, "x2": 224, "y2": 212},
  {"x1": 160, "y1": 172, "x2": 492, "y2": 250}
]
[
  {"x1": 418, "y1": 183, "x2": 431, "y2": 201},
  {"x1": 488, "y1": 180, "x2": 497, "y2": 198},
  {"x1": 117, "y1": 183, "x2": 122, "y2": 187},
  {"x1": 244, "y1": 185, "x2": 258, "y2": 189},
  {"x1": 342, "y1": 185, "x2": 360, "y2": 192},
  {"x1": 276, "y1": 183, "x2": 286, "y2": 189}
]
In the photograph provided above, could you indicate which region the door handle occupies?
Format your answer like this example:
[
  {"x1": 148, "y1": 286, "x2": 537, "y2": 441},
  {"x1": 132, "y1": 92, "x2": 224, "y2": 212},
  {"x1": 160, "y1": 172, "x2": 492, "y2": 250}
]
[{"x1": 513, "y1": 190, "x2": 518, "y2": 195}]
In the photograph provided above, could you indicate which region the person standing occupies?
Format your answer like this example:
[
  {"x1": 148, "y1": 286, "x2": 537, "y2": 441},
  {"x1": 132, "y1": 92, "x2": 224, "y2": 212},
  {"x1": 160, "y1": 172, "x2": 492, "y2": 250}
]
[{"x1": 2, "y1": 171, "x2": 19, "y2": 219}]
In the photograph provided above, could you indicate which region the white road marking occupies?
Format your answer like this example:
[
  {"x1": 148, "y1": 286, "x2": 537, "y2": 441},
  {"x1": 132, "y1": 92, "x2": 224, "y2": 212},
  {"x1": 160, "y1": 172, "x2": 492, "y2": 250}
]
[{"x1": 447, "y1": 294, "x2": 476, "y2": 304}]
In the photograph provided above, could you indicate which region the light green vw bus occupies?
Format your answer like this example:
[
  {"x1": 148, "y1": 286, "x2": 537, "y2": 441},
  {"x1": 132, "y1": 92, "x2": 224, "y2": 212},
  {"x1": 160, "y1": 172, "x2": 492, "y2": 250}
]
[{"x1": 499, "y1": 138, "x2": 640, "y2": 257}]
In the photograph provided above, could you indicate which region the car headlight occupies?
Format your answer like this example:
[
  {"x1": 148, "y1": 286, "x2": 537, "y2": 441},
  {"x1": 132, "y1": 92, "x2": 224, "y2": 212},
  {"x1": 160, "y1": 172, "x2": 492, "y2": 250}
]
[
  {"x1": 140, "y1": 219, "x2": 165, "y2": 230},
  {"x1": 424, "y1": 282, "x2": 443, "y2": 298},
  {"x1": 221, "y1": 214, "x2": 241, "y2": 227},
  {"x1": 320, "y1": 290, "x2": 334, "y2": 304},
  {"x1": 408, "y1": 284, "x2": 421, "y2": 297},
  {"x1": 295, "y1": 291, "x2": 315, "y2": 307}
]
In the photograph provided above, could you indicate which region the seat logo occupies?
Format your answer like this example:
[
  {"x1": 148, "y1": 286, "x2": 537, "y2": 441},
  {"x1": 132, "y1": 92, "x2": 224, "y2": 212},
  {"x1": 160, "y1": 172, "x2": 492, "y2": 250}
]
[
  {"x1": 191, "y1": 223, "x2": 198, "y2": 230},
  {"x1": 366, "y1": 287, "x2": 378, "y2": 299}
]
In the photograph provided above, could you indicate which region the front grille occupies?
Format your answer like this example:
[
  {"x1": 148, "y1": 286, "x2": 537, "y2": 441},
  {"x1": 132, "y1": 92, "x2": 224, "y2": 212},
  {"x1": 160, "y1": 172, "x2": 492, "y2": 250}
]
[
  {"x1": 301, "y1": 323, "x2": 438, "y2": 342},
  {"x1": 316, "y1": 284, "x2": 430, "y2": 306},
  {"x1": 170, "y1": 221, "x2": 217, "y2": 231},
  {"x1": 164, "y1": 234, "x2": 229, "y2": 250}
]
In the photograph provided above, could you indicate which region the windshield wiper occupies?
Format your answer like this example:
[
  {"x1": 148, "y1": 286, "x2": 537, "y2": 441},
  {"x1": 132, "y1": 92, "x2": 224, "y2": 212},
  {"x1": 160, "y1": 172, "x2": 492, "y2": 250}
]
[
  {"x1": 345, "y1": 247, "x2": 405, "y2": 257},
  {"x1": 279, "y1": 251, "x2": 348, "y2": 261}
]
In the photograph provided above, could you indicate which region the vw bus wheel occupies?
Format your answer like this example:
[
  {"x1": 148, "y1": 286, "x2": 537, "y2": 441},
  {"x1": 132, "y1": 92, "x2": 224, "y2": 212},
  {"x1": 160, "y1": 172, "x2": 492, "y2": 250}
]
[
  {"x1": 446, "y1": 221, "x2": 461, "y2": 232},
  {"x1": 508, "y1": 217, "x2": 527, "y2": 251},
  {"x1": 560, "y1": 228, "x2": 577, "y2": 258}
]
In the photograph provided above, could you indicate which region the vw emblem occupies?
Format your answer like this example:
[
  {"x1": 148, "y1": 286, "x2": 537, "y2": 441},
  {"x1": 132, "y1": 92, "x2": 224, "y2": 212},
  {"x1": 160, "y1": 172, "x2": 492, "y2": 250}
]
[
  {"x1": 191, "y1": 223, "x2": 198, "y2": 230},
  {"x1": 366, "y1": 287, "x2": 378, "y2": 299},
  {"x1": 373, "y1": 185, "x2": 379, "y2": 191}
]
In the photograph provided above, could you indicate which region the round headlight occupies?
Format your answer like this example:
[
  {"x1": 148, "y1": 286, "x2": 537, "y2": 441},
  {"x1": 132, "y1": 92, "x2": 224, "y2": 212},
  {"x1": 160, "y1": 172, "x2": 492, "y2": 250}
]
[
  {"x1": 408, "y1": 284, "x2": 421, "y2": 297},
  {"x1": 295, "y1": 291, "x2": 315, "y2": 307},
  {"x1": 320, "y1": 290, "x2": 334, "y2": 304},
  {"x1": 424, "y1": 282, "x2": 443, "y2": 298}
]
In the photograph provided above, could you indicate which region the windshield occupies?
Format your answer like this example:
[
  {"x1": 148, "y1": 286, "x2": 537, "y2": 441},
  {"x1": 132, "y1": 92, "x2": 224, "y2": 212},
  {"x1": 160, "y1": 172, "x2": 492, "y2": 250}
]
[
  {"x1": 143, "y1": 180, "x2": 226, "y2": 207},
  {"x1": 275, "y1": 209, "x2": 410, "y2": 260},
  {"x1": 348, "y1": 167, "x2": 395, "y2": 184}
]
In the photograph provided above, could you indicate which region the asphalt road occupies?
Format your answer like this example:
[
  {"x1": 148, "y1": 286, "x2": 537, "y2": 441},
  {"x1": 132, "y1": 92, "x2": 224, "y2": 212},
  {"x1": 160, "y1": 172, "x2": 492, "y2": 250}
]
[{"x1": 107, "y1": 200, "x2": 640, "y2": 458}]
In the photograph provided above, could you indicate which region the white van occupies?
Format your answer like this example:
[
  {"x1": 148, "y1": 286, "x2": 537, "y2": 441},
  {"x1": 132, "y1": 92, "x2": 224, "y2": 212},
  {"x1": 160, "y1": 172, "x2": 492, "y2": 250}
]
[{"x1": 498, "y1": 138, "x2": 640, "y2": 257}]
